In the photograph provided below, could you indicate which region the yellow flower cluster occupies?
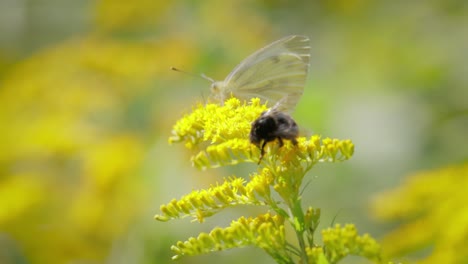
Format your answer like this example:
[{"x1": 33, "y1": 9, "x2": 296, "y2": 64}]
[
  {"x1": 155, "y1": 167, "x2": 297, "y2": 223},
  {"x1": 171, "y1": 213, "x2": 288, "y2": 262},
  {"x1": 155, "y1": 176, "x2": 265, "y2": 223},
  {"x1": 169, "y1": 97, "x2": 354, "y2": 170},
  {"x1": 0, "y1": 32, "x2": 195, "y2": 263},
  {"x1": 305, "y1": 224, "x2": 382, "y2": 263},
  {"x1": 157, "y1": 97, "x2": 382, "y2": 263},
  {"x1": 169, "y1": 98, "x2": 265, "y2": 145}
]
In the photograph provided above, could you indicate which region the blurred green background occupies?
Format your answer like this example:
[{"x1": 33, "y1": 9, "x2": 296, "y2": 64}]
[{"x1": 0, "y1": 0, "x2": 467, "y2": 263}]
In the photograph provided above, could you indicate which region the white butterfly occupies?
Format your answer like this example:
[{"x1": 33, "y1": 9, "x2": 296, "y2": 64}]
[{"x1": 208, "y1": 35, "x2": 310, "y2": 113}]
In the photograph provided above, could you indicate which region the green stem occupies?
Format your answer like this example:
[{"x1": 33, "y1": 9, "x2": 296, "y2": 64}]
[
  {"x1": 295, "y1": 228, "x2": 308, "y2": 263},
  {"x1": 290, "y1": 198, "x2": 309, "y2": 263},
  {"x1": 285, "y1": 242, "x2": 302, "y2": 257}
]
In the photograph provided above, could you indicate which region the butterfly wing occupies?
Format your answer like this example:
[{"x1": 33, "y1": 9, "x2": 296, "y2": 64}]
[{"x1": 221, "y1": 35, "x2": 310, "y2": 113}]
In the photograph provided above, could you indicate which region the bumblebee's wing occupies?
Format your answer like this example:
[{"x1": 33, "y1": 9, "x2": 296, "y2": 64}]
[{"x1": 222, "y1": 35, "x2": 310, "y2": 113}]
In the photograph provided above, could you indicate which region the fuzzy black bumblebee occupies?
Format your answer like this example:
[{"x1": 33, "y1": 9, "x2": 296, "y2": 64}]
[{"x1": 250, "y1": 109, "x2": 299, "y2": 164}]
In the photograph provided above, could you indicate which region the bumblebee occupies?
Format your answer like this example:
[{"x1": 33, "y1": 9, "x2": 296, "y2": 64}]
[{"x1": 250, "y1": 108, "x2": 299, "y2": 164}]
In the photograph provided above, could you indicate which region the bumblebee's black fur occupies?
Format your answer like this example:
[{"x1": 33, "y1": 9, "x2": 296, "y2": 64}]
[{"x1": 250, "y1": 110, "x2": 299, "y2": 164}]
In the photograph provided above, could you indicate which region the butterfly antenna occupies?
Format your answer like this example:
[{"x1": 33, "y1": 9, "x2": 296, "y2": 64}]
[
  {"x1": 200, "y1": 73, "x2": 215, "y2": 83},
  {"x1": 170, "y1": 67, "x2": 214, "y2": 83}
]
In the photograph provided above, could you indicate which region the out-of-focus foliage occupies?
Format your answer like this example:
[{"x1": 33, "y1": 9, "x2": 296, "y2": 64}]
[
  {"x1": 95, "y1": 0, "x2": 172, "y2": 32},
  {"x1": 0, "y1": 0, "x2": 467, "y2": 263},
  {"x1": 0, "y1": 36, "x2": 195, "y2": 264},
  {"x1": 0, "y1": 0, "x2": 274, "y2": 262},
  {"x1": 372, "y1": 163, "x2": 468, "y2": 264},
  {"x1": 0, "y1": 1, "x2": 199, "y2": 262}
]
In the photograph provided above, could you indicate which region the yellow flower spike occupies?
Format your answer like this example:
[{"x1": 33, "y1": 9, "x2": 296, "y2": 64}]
[
  {"x1": 278, "y1": 225, "x2": 286, "y2": 244},
  {"x1": 168, "y1": 198, "x2": 180, "y2": 209},
  {"x1": 159, "y1": 95, "x2": 384, "y2": 263},
  {"x1": 371, "y1": 163, "x2": 468, "y2": 263},
  {"x1": 305, "y1": 146, "x2": 317, "y2": 163},
  {"x1": 213, "y1": 189, "x2": 230, "y2": 205},
  {"x1": 165, "y1": 200, "x2": 183, "y2": 216},
  {"x1": 188, "y1": 193, "x2": 203, "y2": 208},
  {"x1": 210, "y1": 227, "x2": 224, "y2": 241},
  {"x1": 326, "y1": 143, "x2": 337, "y2": 161},
  {"x1": 273, "y1": 181, "x2": 287, "y2": 199},
  {"x1": 155, "y1": 208, "x2": 171, "y2": 222},
  {"x1": 229, "y1": 176, "x2": 247, "y2": 195},
  {"x1": 192, "y1": 152, "x2": 211, "y2": 169},
  {"x1": 306, "y1": 247, "x2": 329, "y2": 264},
  {"x1": 207, "y1": 144, "x2": 230, "y2": 164},
  {"x1": 321, "y1": 224, "x2": 382, "y2": 263},
  {"x1": 256, "y1": 222, "x2": 273, "y2": 247},
  {"x1": 170, "y1": 97, "x2": 266, "y2": 169},
  {"x1": 311, "y1": 135, "x2": 321, "y2": 149},
  {"x1": 170, "y1": 97, "x2": 354, "y2": 170},
  {"x1": 158, "y1": 204, "x2": 173, "y2": 217},
  {"x1": 174, "y1": 241, "x2": 186, "y2": 250},
  {"x1": 235, "y1": 217, "x2": 252, "y2": 236},
  {"x1": 178, "y1": 200, "x2": 194, "y2": 214},
  {"x1": 322, "y1": 137, "x2": 332, "y2": 145},
  {"x1": 198, "y1": 233, "x2": 215, "y2": 248},
  {"x1": 339, "y1": 139, "x2": 355, "y2": 159},
  {"x1": 248, "y1": 172, "x2": 271, "y2": 199},
  {"x1": 220, "y1": 182, "x2": 236, "y2": 199},
  {"x1": 234, "y1": 182, "x2": 248, "y2": 197},
  {"x1": 194, "y1": 208, "x2": 216, "y2": 223},
  {"x1": 170, "y1": 245, "x2": 182, "y2": 258},
  {"x1": 184, "y1": 141, "x2": 194, "y2": 149},
  {"x1": 293, "y1": 138, "x2": 308, "y2": 160},
  {"x1": 155, "y1": 176, "x2": 267, "y2": 222},
  {"x1": 199, "y1": 190, "x2": 218, "y2": 207}
]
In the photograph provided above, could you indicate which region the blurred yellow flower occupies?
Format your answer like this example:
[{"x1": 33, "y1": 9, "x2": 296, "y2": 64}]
[
  {"x1": 372, "y1": 163, "x2": 468, "y2": 263},
  {"x1": 0, "y1": 30, "x2": 197, "y2": 263}
]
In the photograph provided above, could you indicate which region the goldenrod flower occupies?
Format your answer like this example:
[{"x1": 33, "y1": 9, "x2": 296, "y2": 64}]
[
  {"x1": 157, "y1": 97, "x2": 383, "y2": 263},
  {"x1": 155, "y1": 176, "x2": 265, "y2": 223},
  {"x1": 170, "y1": 213, "x2": 289, "y2": 262},
  {"x1": 169, "y1": 97, "x2": 354, "y2": 170},
  {"x1": 320, "y1": 224, "x2": 382, "y2": 263}
]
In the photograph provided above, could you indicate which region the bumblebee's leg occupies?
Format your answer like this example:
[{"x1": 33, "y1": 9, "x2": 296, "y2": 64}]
[
  {"x1": 261, "y1": 141, "x2": 267, "y2": 156},
  {"x1": 278, "y1": 137, "x2": 284, "y2": 147},
  {"x1": 258, "y1": 141, "x2": 267, "y2": 164},
  {"x1": 291, "y1": 137, "x2": 298, "y2": 145}
]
